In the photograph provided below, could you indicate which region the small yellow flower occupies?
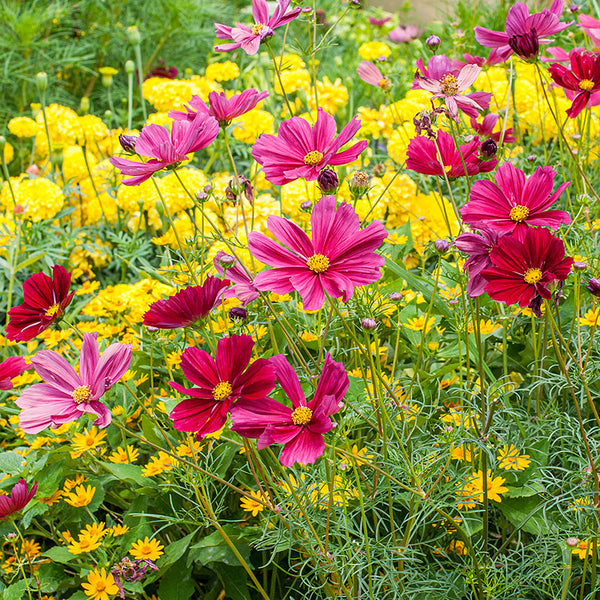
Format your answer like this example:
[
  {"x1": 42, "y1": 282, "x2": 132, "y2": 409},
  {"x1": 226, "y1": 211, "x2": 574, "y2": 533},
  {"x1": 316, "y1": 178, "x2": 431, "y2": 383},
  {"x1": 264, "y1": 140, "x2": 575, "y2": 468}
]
[
  {"x1": 108, "y1": 445, "x2": 139, "y2": 464},
  {"x1": 579, "y1": 308, "x2": 600, "y2": 327},
  {"x1": 496, "y1": 444, "x2": 531, "y2": 471},
  {"x1": 457, "y1": 470, "x2": 508, "y2": 510},
  {"x1": 63, "y1": 473, "x2": 87, "y2": 492},
  {"x1": 404, "y1": 315, "x2": 434, "y2": 333},
  {"x1": 358, "y1": 41, "x2": 392, "y2": 61},
  {"x1": 81, "y1": 568, "x2": 119, "y2": 600},
  {"x1": 70, "y1": 426, "x2": 107, "y2": 458},
  {"x1": 130, "y1": 536, "x2": 164, "y2": 561},
  {"x1": 110, "y1": 524, "x2": 129, "y2": 537},
  {"x1": 240, "y1": 490, "x2": 267, "y2": 517},
  {"x1": 39, "y1": 489, "x2": 63, "y2": 505},
  {"x1": 63, "y1": 484, "x2": 96, "y2": 508},
  {"x1": 572, "y1": 540, "x2": 594, "y2": 560}
]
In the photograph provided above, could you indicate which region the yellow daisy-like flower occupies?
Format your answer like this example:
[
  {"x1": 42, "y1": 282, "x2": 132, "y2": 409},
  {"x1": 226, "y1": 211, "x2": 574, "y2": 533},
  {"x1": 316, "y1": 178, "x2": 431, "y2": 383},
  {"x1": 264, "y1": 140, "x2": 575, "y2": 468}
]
[
  {"x1": 38, "y1": 489, "x2": 63, "y2": 505},
  {"x1": 63, "y1": 474, "x2": 87, "y2": 491},
  {"x1": 404, "y1": 315, "x2": 434, "y2": 333},
  {"x1": 8, "y1": 116, "x2": 41, "y2": 138},
  {"x1": 496, "y1": 444, "x2": 531, "y2": 471},
  {"x1": 130, "y1": 536, "x2": 164, "y2": 561},
  {"x1": 457, "y1": 470, "x2": 508, "y2": 510},
  {"x1": 108, "y1": 445, "x2": 139, "y2": 464},
  {"x1": 240, "y1": 490, "x2": 267, "y2": 517},
  {"x1": 81, "y1": 568, "x2": 119, "y2": 600},
  {"x1": 579, "y1": 308, "x2": 600, "y2": 327},
  {"x1": 110, "y1": 524, "x2": 130, "y2": 537},
  {"x1": 70, "y1": 426, "x2": 107, "y2": 458},
  {"x1": 63, "y1": 484, "x2": 96, "y2": 508},
  {"x1": 572, "y1": 540, "x2": 594, "y2": 560}
]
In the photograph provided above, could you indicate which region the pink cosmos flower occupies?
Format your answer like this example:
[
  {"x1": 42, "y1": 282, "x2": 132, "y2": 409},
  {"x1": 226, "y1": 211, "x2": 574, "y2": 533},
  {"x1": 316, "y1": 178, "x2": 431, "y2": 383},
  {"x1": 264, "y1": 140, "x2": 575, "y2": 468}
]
[
  {"x1": 482, "y1": 227, "x2": 573, "y2": 307},
  {"x1": 215, "y1": 0, "x2": 302, "y2": 56},
  {"x1": 356, "y1": 61, "x2": 392, "y2": 91},
  {"x1": 110, "y1": 112, "x2": 219, "y2": 185},
  {"x1": 474, "y1": 0, "x2": 571, "y2": 62},
  {"x1": 6, "y1": 265, "x2": 74, "y2": 342},
  {"x1": 415, "y1": 63, "x2": 486, "y2": 117},
  {"x1": 143, "y1": 276, "x2": 229, "y2": 329},
  {"x1": 461, "y1": 163, "x2": 570, "y2": 240},
  {"x1": 16, "y1": 333, "x2": 132, "y2": 434},
  {"x1": 579, "y1": 13, "x2": 600, "y2": 47},
  {"x1": 169, "y1": 89, "x2": 269, "y2": 126},
  {"x1": 0, "y1": 479, "x2": 37, "y2": 520},
  {"x1": 0, "y1": 356, "x2": 28, "y2": 390},
  {"x1": 213, "y1": 252, "x2": 260, "y2": 306},
  {"x1": 230, "y1": 353, "x2": 348, "y2": 467},
  {"x1": 388, "y1": 24, "x2": 420, "y2": 42},
  {"x1": 470, "y1": 114, "x2": 516, "y2": 144},
  {"x1": 369, "y1": 16, "x2": 392, "y2": 27},
  {"x1": 251, "y1": 109, "x2": 368, "y2": 185},
  {"x1": 248, "y1": 195, "x2": 387, "y2": 311},
  {"x1": 454, "y1": 228, "x2": 501, "y2": 297},
  {"x1": 406, "y1": 131, "x2": 498, "y2": 177},
  {"x1": 169, "y1": 335, "x2": 275, "y2": 438}
]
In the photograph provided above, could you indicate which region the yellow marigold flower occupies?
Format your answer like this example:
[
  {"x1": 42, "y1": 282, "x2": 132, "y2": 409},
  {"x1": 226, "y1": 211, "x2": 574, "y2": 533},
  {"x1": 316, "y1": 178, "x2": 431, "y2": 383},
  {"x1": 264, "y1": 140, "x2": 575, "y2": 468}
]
[
  {"x1": 108, "y1": 445, "x2": 139, "y2": 464},
  {"x1": 82, "y1": 567, "x2": 119, "y2": 600},
  {"x1": 8, "y1": 116, "x2": 41, "y2": 138},
  {"x1": 68, "y1": 533, "x2": 102, "y2": 555},
  {"x1": 396, "y1": 402, "x2": 419, "y2": 423},
  {"x1": 358, "y1": 41, "x2": 392, "y2": 61},
  {"x1": 130, "y1": 536, "x2": 164, "y2": 561},
  {"x1": 450, "y1": 445, "x2": 473, "y2": 462},
  {"x1": 141, "y1": 451, "x2": 176, "y2": 477},
  {"x1": 110, "y1": 524, "x2": 129, "y2": 537},
  {"x1": 232, "y1": 109, "x2": 275, "y2": 144},
  {"x1": 205, "y1": 61, "x2": 240, "y2": 82},
  {"x1": 63, "y1": 484, "x2": 96, "y2": 507},
  {"x1": 0, "y1": 176, "x2": 64, "y2": 221},
  {"x1": 240, "y1": 490, "x2": 267, "y2": 517},
  {"x1": 441, "y1": 409, "x2": 474, "y2": 429},
  {"x1": 307, "y1": 77, "x2": 349, "y2": 114},
  {"x1": 579, "y1": 308, "x2": 600, "y2": 327},
  {"x1": 496, "y1": 444, "x2": 531, "y2": 471},
  {"x1": 176, "y1": 439, "x2": 203, "y2": 457},
  {"x1": 385, "y1": 232, "x2": 409, "y2": 245},
  {"x1": 70, "y1": 426, "x2": 107, "y2": 458},
  {"x1": 404, "y1": 315, "x2": 434, "y2": 333}
]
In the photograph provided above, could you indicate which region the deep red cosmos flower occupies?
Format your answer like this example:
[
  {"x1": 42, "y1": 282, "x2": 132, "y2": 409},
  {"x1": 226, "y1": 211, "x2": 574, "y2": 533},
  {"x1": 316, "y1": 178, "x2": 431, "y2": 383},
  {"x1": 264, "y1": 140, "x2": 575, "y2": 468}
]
[
  {"x1": 475, "y1": 0, "x2": 571, "y2": 62},
  {"x1": 169, "y1": 89, "x2": 270, "y2": 127},
  {"x1": 6, "y1": 265, "x2": 74, "y2": 342},
  {"x1": 169, "y1": 335, "x2": 275, "y2": 438},
  {"x1": 406, "y1": 130, "x2": 498, "y2": 177},
  {"x1": 470, "y1": 114, "x2": 516, "y2": 144},
  {"x1": 248, "y1": 195, "x2": 387, "y2": 311},
  {"x1": 230, "y1": 353, "x2": 348, "y2": 467},
  {"x1": 481, "y1": 227, "x2": 573, "y2": 307},
  {"x1": 461, "y1": 163, "x2": 570, "y2": 240},
  {"x1": 454, "y1": 228, "x2": 501, "y2": 297},
  {"x1": 143, "y1": 276, "x2": 229, "y2": 329},
  {"x1": 0, "y1": 356, "x2": 28, "y2": 390},
  {"x1": 251, "y1": 109, "x2": 368, "y2": 185},
  {"x1": 549, "y1": 50, "x2": 600, "y2": 118},
  {"x1": 0, "y1": 479, "x2": 37, "y2": 520}
]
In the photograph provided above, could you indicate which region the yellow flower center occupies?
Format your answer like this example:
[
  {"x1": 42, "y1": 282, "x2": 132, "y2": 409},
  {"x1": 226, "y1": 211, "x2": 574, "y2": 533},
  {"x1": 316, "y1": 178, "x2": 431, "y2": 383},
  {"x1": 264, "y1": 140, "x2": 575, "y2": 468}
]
[
  {"x1": 379, "y1": 77, "x2": 392, "y2": 91},
  {"x1": 212, "y1": 381, "x2": 232, "y2": 401},
  {"x1": 291, "y1": 406, "x2": 313, "y2": 425},
  {"x1": 306, "y1": 254, "x2": 330, "y2": 273},
  {"x1": 45, "y1": 303, "x2": 61, "y2": 317},
  {"x1": 252, "y1": 23, "x2": 265, "y2": 35},
  {"x1": 303, "y1": 150, "x2": 324, "y2": 166},
  {"x1": 72, "y1": 385, "x2": 92, "y2": 404},
  {"x1": 579, "y1": 78, "x2": 595, "y2": 91},
  {"x1": 509, "y1": 204, "x2": 530, "y2": 222},
  {"x1": 96, "y1": 582, "x2": 106, "y2": 592},
  {"x1": 440, "y1": 73, "x2": 459, "y2": 96},
  {"x1": 524, "y1": 267, "x2": 543, "y2": 284}
]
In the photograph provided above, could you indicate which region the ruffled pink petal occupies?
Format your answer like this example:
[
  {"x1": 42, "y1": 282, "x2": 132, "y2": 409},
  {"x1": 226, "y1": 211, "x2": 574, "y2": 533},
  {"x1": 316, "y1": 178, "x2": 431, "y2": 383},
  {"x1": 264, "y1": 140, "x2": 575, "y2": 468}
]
[{"x1": 270, "y1": 354, "x2": 306, "y2": 408}]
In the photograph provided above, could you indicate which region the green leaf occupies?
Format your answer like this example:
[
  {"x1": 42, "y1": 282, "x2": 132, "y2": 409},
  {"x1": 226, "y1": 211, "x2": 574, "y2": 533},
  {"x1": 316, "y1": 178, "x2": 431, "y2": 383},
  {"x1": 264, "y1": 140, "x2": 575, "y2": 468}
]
[
  {"x1": 42, "y1": 545, "x2": 75, "y2": 564},
  {"x1": 497, "y1": 495, "x2": 556, "y2": 535},
  {"x1": 101, "y1": 462, "x2": 153, "y2": 486},
  {"x1": 146, "y1": 530, "x2": 197, "y2": 584},
  {"x1": 158, "y1": 562, "x2": 195, "y2": 600},
  {"x1": 189, "y1": 530, "x2": 251, "y2": 567},
  {"x1": 14, "y1": 250, "x2": 46, "y2": 273},
  {"x1": 0, "y1": 452, "x2": 25, "y2": 476},
  {"x1": 38, "y1": 562, "x2": 67, "y2": 593},
  {"x1": 1, "y1": 579, "x2": 31, "y2": 600},
  {"x1": 211, "y1": 563, "x2": 250, "y2": 600}
]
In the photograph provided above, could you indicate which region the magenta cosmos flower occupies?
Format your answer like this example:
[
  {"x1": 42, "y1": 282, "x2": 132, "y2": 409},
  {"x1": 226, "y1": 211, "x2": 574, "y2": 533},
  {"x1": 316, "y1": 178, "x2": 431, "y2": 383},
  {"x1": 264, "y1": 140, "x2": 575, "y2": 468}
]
[
  {"x1": 0, "y1": 479, "x2": 37, "y2": 520},
  {"x1": 461, "y1": 163, "x2": 570, "y2": 240},
  {"x1": 215, "y1": 0, "x2": 302, "y2": 55},
  {"x1": 248, "y1": 195, "x2": 387, "y2": 311},
  {"x1": 6, "y1": 265, "x2": 74, "y2": 342},
  {"x1": 231, "y1": 353, "x2": 348, "y2": 467},
  {"x1": 388, "y1": 24, "x2": 420, "y2": 43},
  {"x1": 16, "y1": 333, "x2": 132, "y2": 434},
  {"x1": 406, "y1": 131, "x2": 498, "y2": 177},
  {"x1": 143, "y1": 276, "x2": 229, "y2": 329},
  {"x1": 482, "y1": 227, "x2": 573, "y2": 307},
  {"x1": 356, "y1": 61, "x2": 392, "y2": 91},
  {"x1": 0, "y1": 356, "x2": 28, "y2": 390},
  {"x1": 251, "y1": 109, "x2": 368, "y2": 185},
  {"x1": 549, "y1": 50, "x2": 600, "y2": 118},
  {"x1": 213, "y1": 251, "x2": 260, "y2": 306},
  {"x1": 470, "y1": 113, "x2": 516, "y2": 144},
  {"x1": 110, "y1": 112, "x2": 219, "y2": 186},
  {"x1": 454, "y1": 228, "x2": 501, "y2": 297},
  {"x1": 169, "y1": 335, "x2": 275, "y2": 438},
  {"x1": 415, "y1": 63, "x2": 487, "y2": 117},
  {"x1": 474, "y1": 0, "x2": 571, "y2": 62},
  {"x1": 169, "y1": 89, "x2": 269, "y2": 126},
  {"x1": 579, "y1": 13, "x2": 600, "y2": 47}
]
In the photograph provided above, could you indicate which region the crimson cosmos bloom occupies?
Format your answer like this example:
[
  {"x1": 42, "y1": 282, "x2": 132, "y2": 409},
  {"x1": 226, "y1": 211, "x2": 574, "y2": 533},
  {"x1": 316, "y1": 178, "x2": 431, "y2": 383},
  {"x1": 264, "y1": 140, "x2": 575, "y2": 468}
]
[
  {"x1": 169, "y1": 89, "x2": 269, "y2": 126},
  {"x1": 169, "y1": 335, "x2": 275, "y2": 438},
  {"x1": 0, "y1": 479, "x2": 37, "y2": 520},
  {"x1": 356, "y1": 61, "x2": 392, "y2": 91},
  {"x1": 213, "y1": 252, "x2": 260, "y2": 306},
  {"x1": 454, "y1": 228, "x2": 501, "y2": 297},
  {"x1": 110, "y1": 112, "x2": 219, "y2": 186},
  {"x1": 481, "y1": 227, "x2": 573, "y2": 307},
  {"x1": 16, "y1": 333, "x2": 132, "y2": 434},
  {"x1": 0, "y1": 356, "x2": 28, "y2": 390},
  {"x1": 143, "y1": 276, "x2": 229, "y2": 329},
  {"x1": 230, "y1": 353, "x2": 348, "y2": 467},
  {"x1": 251, "y1": 109, "x2": 368, "y2": 186},
  {"x1": 6, "y1": 265, "x2": 74, "y2": 342},
  {"x1": 406, "y1": 130, "x2": 498, "y2": 177},
  {"x1": 470, "y1": 113, "x2": 516, "y2": 144},
  {"x1": 215, "y1": 0, "x2": 302, "y2": 55},
  {"x1": 474, "y1": 0, "x2": 571, "y2": 62},
  {"x1": 248, "y1": 195, "x2": 387, "y2": 311},
  {"x1": 549, "y1": 50, "x2": 600, "y2": 118},
  {"x1": 461, "y1": 162, "x2": 570, "y2": 240}
]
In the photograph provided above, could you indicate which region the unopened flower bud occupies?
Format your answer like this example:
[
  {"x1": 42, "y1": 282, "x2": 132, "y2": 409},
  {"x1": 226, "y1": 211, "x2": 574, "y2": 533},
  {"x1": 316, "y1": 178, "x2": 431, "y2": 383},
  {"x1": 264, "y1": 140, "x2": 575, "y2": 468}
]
[
  {"x1": 570, "y1": 3, "x2": 579, "y2": 13},
  {"x1": 126, "y1": 25, "x2": 141, "y2": 45},
  {"x1": 434, "y1": 239, "x2": 449, "y2": 253},
  {"x1": 527, "y1": 155, "x2": 536, "y2": 162},
  {"x1": 348, "y1": 170, "x2": 370, "y2": 198},
  {"x1": 371, "y1": 163, "x2": 386, "y2": 177},
  {"x1": 146, "y1": 325, "x2": 159, "y2": 332},
  {"x1": 389, "y1": 292, "x2": 403, "y2": 301},
  {"x1": 26, "y1": 164, "x2": 40, "y2": 177},
  {"x1": 79, "y1": 96, "x2": 90, "y2": 115},
  {"x1": 218, "y1": 253, "x2": 236, "y2": 268},
  {"x1": 566, "y1": 537, "x2": 579, "y2": 547},
  {"x1": 426, "y1": 35, "x2": 441, "y2": 52},
  {"x1": 480, "y1": 138, "x2": 498, "y2": 159},
  {"x1": 13, "y1": 204, "x2": 24, "y2": 215},
  {"x1": 586, "y1": 278, "x2": 600, "y2": 297},
  {"x1": 104, "y1": 110, "x2": 112, "y2": 122},
  {"x1": 203, "y1": 184, "x2": 212, "y2": 193},
  {"x1": 573, "y1": 261, "x2": 587, "y2": 270},
  {"x1": 229, "y1": 306, "x2": 248, "y2": 320},
  {"x1": 125, "y1": 60, "x2": 136, "y2": 74},
  {"x1": 361, "y1": 318, "x2": 377, "y2": 330},
  {"x1": 317, "y1": 167, "x2": 339, "y2": 194},
  {"x1": 300, "y1": 200, "x2": 313, "y2": 212},
  {"x1": 36, "y1": 72, "x2": 48, "y2": 92},
  {"x1": 196, "y1": 191, "x2": 209, "y2": 202},
  {"x1": 119, "y1": 134, "x2": 138, "y2": 154}
]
